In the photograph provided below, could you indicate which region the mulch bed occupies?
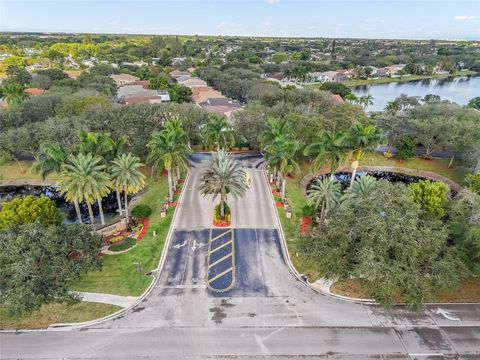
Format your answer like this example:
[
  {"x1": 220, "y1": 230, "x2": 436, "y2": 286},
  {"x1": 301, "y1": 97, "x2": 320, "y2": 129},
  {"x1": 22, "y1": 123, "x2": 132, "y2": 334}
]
[
  {"x1": 301, "y1": 216, "x2": 312, "y2": 236},
  {"x1": 169, "y1": 202, "x2": 177, "y2": 207},
  {"x1": 136, "y1": 218, "x2": 150, "y2": 243},
  {"x1": 276, "y1": 202, "x2": 285, "y2": 208},
  {"x1": 213, "y1": 219, "x2": 231, "y2": 227}
]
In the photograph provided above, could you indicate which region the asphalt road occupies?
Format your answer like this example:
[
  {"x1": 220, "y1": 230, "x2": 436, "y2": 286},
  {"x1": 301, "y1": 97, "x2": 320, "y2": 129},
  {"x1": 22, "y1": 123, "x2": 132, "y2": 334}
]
[{"x1": 1, "y1": 153, "x2": 479, "y2": 359}]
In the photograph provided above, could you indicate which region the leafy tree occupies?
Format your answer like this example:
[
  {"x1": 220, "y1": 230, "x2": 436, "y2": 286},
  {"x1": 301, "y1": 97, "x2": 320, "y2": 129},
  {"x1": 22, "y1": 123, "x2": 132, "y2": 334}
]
[
  {"x1": 0, "y1": 196, "x2": 63, "y2": 230},
  {"x1": 59, "y1": 153, "x2": 111, "y2": 227},
  {"x1": 467, "y1": 97, "x2": 480, "y2": 110},
  {"x1": 307, "y1": 177, "x2": 342, "y2": 222},
  {"x1": 0, "y1": 222, "x2": 102, "y2": 314},
  {"x1": 396, "y1": 136, "x2": 416, "y2": 160},
  {"x1": 198, "y1": 150, "x2": 247, "y2": 219},
  {"x1": 258, "y1": 117, "x2": 289, "y2": 150},
  {"x1": 299, "y1": 181, "x2": 464, "y2": 310},
  {"x1": 272, "y1": 52, "x2": 289, "y2": 64},
  {"x1": 465, "y1": 172, "x2": 480, "y2": 195},
  {"x1": 319, "y1": 82, "x2": 352, "y2": 99},
  {"x1": 409, "y1": 180, "x2": 449, "y2": 220},
  {"x1": 110, "y1": 153, "x2": 146, "y2": 225},
  {"x1": 32, "y1": 143, "x2": 69, "y2": 179},
  {"x1": 423, "y1": 94, "x2": 441, "y2": 103},
  {"x1": 202, "y1": 115, "x2": 235, "y2": 151},
  {"x1": 358, "y1": 95, "x2": 374, "y2": 111},
  {"x1": 303, "y1": 130, "x2": 347, "y2": 176}
]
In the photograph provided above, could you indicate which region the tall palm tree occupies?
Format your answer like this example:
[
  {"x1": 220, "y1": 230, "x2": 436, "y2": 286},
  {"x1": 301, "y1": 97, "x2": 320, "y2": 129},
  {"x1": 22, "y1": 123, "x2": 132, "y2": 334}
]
[
  {"x1": 165, "y1": 118, "x2": 190, "y2": 187},
  {"x1": 198, "y1": 150, "x2": 247, "y2": 219},
  {"x1": 265, "y1": 137, "x2": 301, "y2": 202},
  {"x1": 59, "y1": 153, "x2": 111, "y2": 227},
  {"x1": 32, "y1": 143, "x2": 69, "y2": 180},
  {"x1": 258, "y1": 118, "x2": 289, "y2": 180},
  {"x1": 344, "y1": 122, "x2": 385, "y2": 186},
  {"x1": 359, "y1": 95, "x2": 374, "y2": 111},
  {"x1": 202, "y1": 115, "x2": 235, "y2": 151},
  {"x1": 342, "y1": 175, "x2": 377, "y2": 201},
  {"x1": 147, "y1": 124, "x2": 190, "y2": 200},
  {"x1": 307, "y1": 177, "x2": 342, "y2": 222},
  {"x1": 1, "y1": 82, "x2": 29, "y2": 105},
  {"x1": 303, "y1": 130, "x2": 347, "y2": 177},
  {"x1": 110, "y1": 153, "x2": 146, "y2": 225}
]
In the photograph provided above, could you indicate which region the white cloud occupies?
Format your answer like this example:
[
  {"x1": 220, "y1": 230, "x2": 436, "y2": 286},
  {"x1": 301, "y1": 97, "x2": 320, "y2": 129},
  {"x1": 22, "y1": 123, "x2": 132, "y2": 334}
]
[
  {"x1": 453, "y1": 15, "x2": 477, "y2": 21},
  {"x1": 262, "y1": 21, "x2": 272, "y2": 26},
  {"x1": 267, "y1": 0, "x2": 281, "y2": 4}
]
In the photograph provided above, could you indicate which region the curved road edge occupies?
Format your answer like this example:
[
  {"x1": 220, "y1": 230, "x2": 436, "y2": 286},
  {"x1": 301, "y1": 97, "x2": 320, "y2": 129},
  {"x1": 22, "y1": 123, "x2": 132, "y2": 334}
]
[{"x1": 0, "y1": 171, "x2": 191, "y2": 333}]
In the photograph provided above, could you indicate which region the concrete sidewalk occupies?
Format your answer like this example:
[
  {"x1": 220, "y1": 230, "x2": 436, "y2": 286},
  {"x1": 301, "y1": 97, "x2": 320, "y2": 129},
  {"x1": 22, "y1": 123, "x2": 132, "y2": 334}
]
[{"x1": 74, "y1": 292, "x2": 139, "y2": 308}]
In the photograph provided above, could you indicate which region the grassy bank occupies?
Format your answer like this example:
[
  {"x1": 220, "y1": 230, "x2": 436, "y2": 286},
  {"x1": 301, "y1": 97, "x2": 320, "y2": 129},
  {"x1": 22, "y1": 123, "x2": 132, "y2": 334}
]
[
  {"x1": 0, "y1": 302, "x2": 121, "y2": 330},
  {"x1": 305, "y1": 70, "x2": 477, "y2": 89},
  {"x1": 69, "y1": 175, "x2": 174, "y2": 296},
  {"x1": 0, "y1": 161, "x2": 59, "y2": 181}
]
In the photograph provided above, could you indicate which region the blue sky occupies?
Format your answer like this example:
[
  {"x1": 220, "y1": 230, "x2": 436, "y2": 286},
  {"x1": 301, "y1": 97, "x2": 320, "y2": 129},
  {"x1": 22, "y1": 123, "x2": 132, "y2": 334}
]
[{"x1": 1, "y1": 0, "x2": 479, "y2": 40}]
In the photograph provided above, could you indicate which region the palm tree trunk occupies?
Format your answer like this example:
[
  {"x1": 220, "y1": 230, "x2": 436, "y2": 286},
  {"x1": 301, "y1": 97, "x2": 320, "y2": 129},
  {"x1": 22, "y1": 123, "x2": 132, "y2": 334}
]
[
  {"x1": 97, "y1": 197, "x2": 105, "y2": 226},
  {"x1": 14, "y1": 158, "x2": 25, "y2": 174},
  {"x1": 176, "y1": 166, "x2": 181, "y2": 182},
  {"x1": 115, "y1": 186, "x2": 123, "y2": 216},
  {"x1": 350, "y1": 160, "x2": 359, "y2": 186},
  {"x1": 220, "y1": 191, "x2": 225, "y2": 219},
  {"x1": 74, "y1": 200, "x2": 83, "y2": 224},
  {"x1": 167, "y1": 169, "x2": 174, "y2": 201},
  {"x1": 86, "y1": 202, "x2": 95, "y2": 229},
  {"x1": 448, "y1": 154, "x2": 455, "y2": 168},
  {"x1": 124, "y1": 191, "x2": 129, "y2": 226},
  {"x1": 281, "y1": 174, "x2": 286, "y2": 202}
]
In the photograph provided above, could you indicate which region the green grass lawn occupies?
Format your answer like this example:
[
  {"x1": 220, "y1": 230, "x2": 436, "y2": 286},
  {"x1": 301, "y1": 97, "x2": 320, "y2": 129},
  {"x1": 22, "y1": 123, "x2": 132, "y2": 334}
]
[
  {"x1": 0, "y1": 302, "x2": 121, "y2": 330},
  {"x1": 69, "y1": 175, "x2": 174, "y2": 296},
  {"x1": 305, "y1": 70, "x2": 477, "y2": 89},
  {"x1": 0, "y1": 161, "x2": 59, "y2": 181}
]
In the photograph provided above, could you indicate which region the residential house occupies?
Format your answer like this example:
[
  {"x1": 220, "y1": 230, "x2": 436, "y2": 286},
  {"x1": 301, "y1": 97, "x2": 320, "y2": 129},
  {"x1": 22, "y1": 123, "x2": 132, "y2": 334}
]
[
  {"x1": 323, "y1": 71, "x2": 339, "y2": 82},
  {"x1": 191, "y1": 87, "x2": 224, "y2": 104},
  {"x1": 177, "y1": 77, "x2": 208, "y2": 88},
  {"x1": 376, "y1": 68, "x2": 390, "y2": 78},
  {"x1": 111, "y1": 74, "x2": 140, "y2": 87},
  {"x1": 308, "y1": 72, "x2": 328, "y2": 83},
  {"x1": 333, "y1": 70, "x2": 350, "y2": 82},
  {"x1": 170, "y1": 70, "x2": 191, "y2": 78}
]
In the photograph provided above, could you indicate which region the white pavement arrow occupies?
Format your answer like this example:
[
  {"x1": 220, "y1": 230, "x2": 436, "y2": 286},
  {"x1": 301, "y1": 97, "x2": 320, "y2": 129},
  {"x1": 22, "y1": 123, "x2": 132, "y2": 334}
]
[
  {"x1": 173, "y1": 240, "x2": 188, "y2": 249},
  {"x1": 191, "y1": 240, "x2": 206, "y2": 252},
  {"x1": 435, "y1": 308, "x2": 461, "y2": 322}
]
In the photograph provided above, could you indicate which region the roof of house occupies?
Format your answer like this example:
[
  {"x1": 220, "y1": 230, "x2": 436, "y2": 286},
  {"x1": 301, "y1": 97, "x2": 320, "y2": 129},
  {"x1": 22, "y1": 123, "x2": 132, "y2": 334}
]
[
  {"x1": 192, "y1": 88, "x2": 224, "y2": 103},
  {"x1": 117, "y1": 85, "x2": 158, "y2": 98},
  {"x1": 24, "y1": 87, "x2": 45, "y2": 96},
  {"x1": 122, "y1": 96, "x2": 163, "y2": 105},
  {"x1": 323, "y1": 71, "x2": 338, "y2": 79},
  {"x1": 177, "y1": 77, "x2": 208, "y2": 87},
  {"x1": 110, "y1": 74, "x2": 139, "y2": 81},
  {"x1": 199, "y1": 97, "x2": 232, "y2": 107},
  {"x1": 170, "y1": 70, "x2": 191, "y2": 78},
  {"x1": 201, "y1": 104, "x2": 241, "y2": 116},
  {"x1": 124, "y1": 80, "x2": 150, "y2": 88}
]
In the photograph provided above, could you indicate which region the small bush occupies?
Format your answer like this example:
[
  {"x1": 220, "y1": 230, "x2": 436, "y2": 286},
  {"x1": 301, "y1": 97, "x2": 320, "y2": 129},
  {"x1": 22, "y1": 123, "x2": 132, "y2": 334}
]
[
  {"x1": 108, "y1": 237, "x2": 136, "y2": 252},
  {"x1": 396, "y1": 136, "x2": 416, "y2": 160},
  {"x1": 214, "y1": 202, "x2": 231, "y2": 221},
  {"x1": 109, "y1": 235, "x2": 125, "y2": 244},
  {"x1": 131, "y1": 204, "x2": 152, "y2": 219},
  {"x1": 301, "y1": 204, "x2": 317, "y2": 217},
  {"x1": 383, "y1": 151, "x2": 394, "y2": 158}
]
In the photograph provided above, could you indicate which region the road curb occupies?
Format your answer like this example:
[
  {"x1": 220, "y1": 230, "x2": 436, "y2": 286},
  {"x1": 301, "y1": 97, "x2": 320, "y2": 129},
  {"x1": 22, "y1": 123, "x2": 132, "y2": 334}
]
[
  {"x1": 262, "y1": 169, "x2": 377, "y2": 305},
  {"x1": 0, "y1": 172, "x2": 191, "y2": 333}
]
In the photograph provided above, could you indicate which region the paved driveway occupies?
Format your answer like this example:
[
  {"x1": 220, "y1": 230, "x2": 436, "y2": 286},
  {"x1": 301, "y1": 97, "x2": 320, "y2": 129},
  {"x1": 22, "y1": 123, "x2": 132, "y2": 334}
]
[{"x1": 1, "y1": 153, "x2": 479, "y2": 359}]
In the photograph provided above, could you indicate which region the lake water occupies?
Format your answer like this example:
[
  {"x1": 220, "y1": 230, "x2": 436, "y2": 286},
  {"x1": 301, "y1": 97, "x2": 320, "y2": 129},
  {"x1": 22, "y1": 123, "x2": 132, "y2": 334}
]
[{"x1": 352, "y1": 75, "x2": 480, "y2": 112}]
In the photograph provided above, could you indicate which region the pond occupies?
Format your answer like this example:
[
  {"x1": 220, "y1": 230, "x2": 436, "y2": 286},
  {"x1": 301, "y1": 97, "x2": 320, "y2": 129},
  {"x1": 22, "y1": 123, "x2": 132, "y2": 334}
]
[
  {"x1": 0, "y1": 186, "x2": 122, "y2": 224},
  {"x1": 309, "y1": 171, "x2": 435, "y2": 190},
  {"x1": 352, "y1": 75, "x2": 480, "y2": 112}
]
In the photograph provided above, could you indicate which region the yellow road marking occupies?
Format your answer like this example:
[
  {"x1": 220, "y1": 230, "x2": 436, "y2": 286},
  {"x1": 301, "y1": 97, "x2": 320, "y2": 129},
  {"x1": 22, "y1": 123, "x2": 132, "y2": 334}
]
[
  {"x1": 208, "y1": 267, "x2": 234, "y2": 283},
  {"x1": 210, "y1": 229, "x2": 232, "y2": 242},
  {"x1": 210, "y1": 239, "x2": 233, "y2": 254},
  {"x1": 208, "y1": 253, "x2": 233, "y2": 269}
]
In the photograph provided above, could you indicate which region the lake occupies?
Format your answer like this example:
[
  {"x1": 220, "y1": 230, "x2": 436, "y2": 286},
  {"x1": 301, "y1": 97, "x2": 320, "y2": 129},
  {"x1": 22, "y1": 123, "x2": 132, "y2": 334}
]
[{"x1": 352, "y1": 75, "x2": 480, "y2": 112}]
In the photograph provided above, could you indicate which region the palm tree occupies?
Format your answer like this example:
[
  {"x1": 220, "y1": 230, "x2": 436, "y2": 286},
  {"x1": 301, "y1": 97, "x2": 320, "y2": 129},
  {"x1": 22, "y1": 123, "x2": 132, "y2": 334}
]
[
  {"x1": 303, "y1": 130, "x2": 347, "y2": 177},
  {"x1": 110, "y1": 153, "x2": 146, "y2": 225},
  {"x1": 147, "y1": 124, "x2": 190, "y2": 200},
  {"x1": 202, "y1": 115, "x2": 235, "y2": 151},
  {"x1": 59, "y1": 153, "x2": 111, "y2": 227},
  {"x1": 264, "y1": 137, "x2": 301, "y2": 202},
  {"x1": 359, "y1": 95, "x2": 374, "y2": 111},
  {"x1": 165, "y1": 118, "x2": 190, "y2": 187},
  {"x1": 342, "y1": 175, "x2": 377, "y2": 201},
  {"x1": 307, "y1": 177, "x2": 342, "y2": 222},
  {"x1": 32, "y1": 144, "x2": 69, "y2": 180},
  {"x1": 198, "y1": 150, "x2": 247, "y2": 219},
  {"x1": 344, "y1": 122, "x2": 385, "y2": 186},
  {"x1": 1, "y1": 82, "x2": 29, "y2": 105},
  {"x1": 258, "y1": 118, "x2": 289, "y2": 180}
]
